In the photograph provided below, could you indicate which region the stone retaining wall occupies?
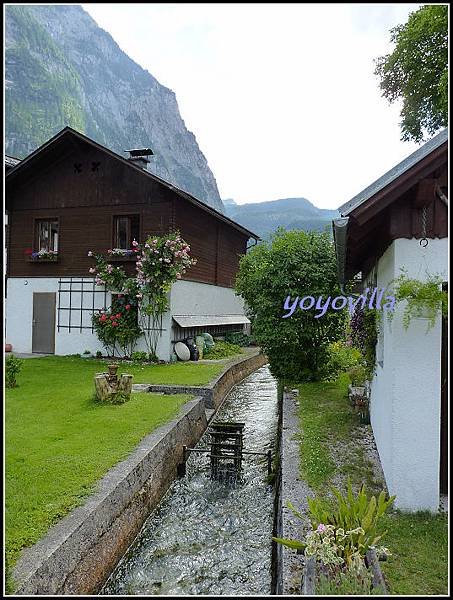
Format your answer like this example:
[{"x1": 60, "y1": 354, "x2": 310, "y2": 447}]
[
  {"x1": 134, "y1": 349, "x2": 268, "y2": 409},
  {"x1": 278, "y1": 388, "x2": 314, "y2": 594},
  {"x1": 12, "y1": 350, "x2": 268, "y2": 595}
]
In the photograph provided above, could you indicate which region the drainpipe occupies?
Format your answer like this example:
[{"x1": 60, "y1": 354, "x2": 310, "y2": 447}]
[{"x1": 332, "y1": 217, "x2": 349, "y2": 292}]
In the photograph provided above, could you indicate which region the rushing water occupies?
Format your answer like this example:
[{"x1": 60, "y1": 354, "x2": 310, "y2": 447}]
[{"x1": 101, "y1": 365, "x2": 278, "y2": 596}]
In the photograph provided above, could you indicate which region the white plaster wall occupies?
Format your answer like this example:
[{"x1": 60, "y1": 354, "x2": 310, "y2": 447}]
[
  {"x1": 6, "y1": 278, "x2": 245, "y2": 362},
  {"x1": 369, "y1": 244, "x2": 395, "y2": 495},
  {"x1": 6, "y1": 278, "x2": 106, "y2": 355},
  {"x1": 169, "y1": 279, "x2": 246, "y2": 315},
  {"x1": 371, "y1": 237, "x2": 448, "y2": 511}
]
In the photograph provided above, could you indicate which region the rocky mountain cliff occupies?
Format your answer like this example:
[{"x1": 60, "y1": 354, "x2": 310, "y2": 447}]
[
  {"x1": 5, "y1": 5, "x2": 224, "y2": 212},
  {"x1": 224, "y1": 197, "x2": 338, "y2": 238}
]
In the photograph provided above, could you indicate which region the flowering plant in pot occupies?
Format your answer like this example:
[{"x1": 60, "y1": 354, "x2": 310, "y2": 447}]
[
  {"x1": 29, "y1": 249, "x2": 58, "y2": 261},
  {"x1": 273, "y1": 481, "x2": 394, "y2": 594}
]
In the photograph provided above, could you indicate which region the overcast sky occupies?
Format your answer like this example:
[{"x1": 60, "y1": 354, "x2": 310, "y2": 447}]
[{"x1": 83, "y1": 3, "x2": 423, "y2": 209}]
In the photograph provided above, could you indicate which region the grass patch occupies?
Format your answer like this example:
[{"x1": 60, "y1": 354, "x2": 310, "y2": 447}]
[
  {"x1": 380, "y1": 511, "x2": 448, "y2": 595},
  {"x1": 5, "y1": 355, "x2": 194, "y2": 580},
  {"x1": 296, "y1": 373, "x2": 355, "y2": 492},
  {"x1": 117, "y1": 357, "x2": 230, "y2": 385},
  {"x1": 295, "y1": 372, "x2": 448, "y2": 595}
]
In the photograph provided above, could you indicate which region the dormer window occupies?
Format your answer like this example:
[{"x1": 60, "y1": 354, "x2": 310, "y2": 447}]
[
  {"x1": 113, "y1": 215, "x2": 140, "y2": 249},
  {"x1": 35, "y1": 219, "x2": 59, "y2": 252}
]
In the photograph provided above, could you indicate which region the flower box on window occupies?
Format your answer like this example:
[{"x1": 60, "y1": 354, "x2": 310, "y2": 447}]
[
  {"x1": 26, "y1": 250, "x2": 59, "y2": 262},
  {"x1": 107, "y1": 249, "x2": 138, "y2": 262}
]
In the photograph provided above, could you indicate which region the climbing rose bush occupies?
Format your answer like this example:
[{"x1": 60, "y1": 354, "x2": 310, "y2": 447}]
[
  {"x1": 92, "y1": 296, "x2": 142, "y2": 358},
  {"x1": 88, "y1": 232, "x2": 197, "y2": 356}
]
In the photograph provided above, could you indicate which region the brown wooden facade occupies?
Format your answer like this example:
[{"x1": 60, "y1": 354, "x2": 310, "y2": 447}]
[
  {"x1": 340, "y1": 154, "x2": 448, "y2": 283},
  {"x1": 6, "y1": 128, "x2": 258, "y2": 287}
]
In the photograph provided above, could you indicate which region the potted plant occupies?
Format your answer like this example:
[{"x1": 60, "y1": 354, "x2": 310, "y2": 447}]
[
  {"x1": 28, "y1": 249, "x2": 59, "y2": 262},
  {"x1": 389, "y1": 271, "x2": 447, "y2": 331},
  {"x1": 274, "y1": 481, "x2": 394, "y2": 594}
]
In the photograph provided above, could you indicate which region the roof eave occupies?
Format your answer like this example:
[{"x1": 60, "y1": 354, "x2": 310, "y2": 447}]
[{"x1": 6, "y1": 126, "x2": 261, "y2": 241}]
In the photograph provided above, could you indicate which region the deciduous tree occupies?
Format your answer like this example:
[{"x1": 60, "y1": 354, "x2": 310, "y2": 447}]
[
  {"x1": 235, "y1": 229, "x2": 345, "y2": 381},
  {"x1": 374, "y1": 5, "x2": 448, "y2": 142}
]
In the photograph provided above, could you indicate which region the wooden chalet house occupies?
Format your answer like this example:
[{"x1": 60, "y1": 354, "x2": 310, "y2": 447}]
[
  {"x1": 333, "y1": 129, "x2": 448, "y2": 511},
  {"x1": 5, "y1": 127, "x2": 259, "y2": 360}
]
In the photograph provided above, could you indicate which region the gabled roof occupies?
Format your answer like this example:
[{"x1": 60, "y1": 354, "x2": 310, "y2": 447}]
[
  {"x1": 5, "y1": 154, "x2": 21, "y2": 170},
  {"x1": 338, "y1": 128, "x2": 448, "y2": 217},
  {"x1": 6, "y1": 126, "x2": 260, "y2": 240},
  {"x1": 333, "y1": 129, "x2": 448, "y2": 287}
]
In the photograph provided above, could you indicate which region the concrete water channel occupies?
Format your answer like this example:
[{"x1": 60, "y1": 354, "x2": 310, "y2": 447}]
[{"x1": 101, "y1": 365, "x2": 279, "y2": 596}]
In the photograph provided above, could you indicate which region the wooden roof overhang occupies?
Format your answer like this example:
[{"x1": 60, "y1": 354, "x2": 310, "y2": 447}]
[
  {"x1": 333, "y1": 133, "x2": 448, "y2": 287},
  {"x1": 5, "y1": 126, "x2": 261, "y2": 242}
]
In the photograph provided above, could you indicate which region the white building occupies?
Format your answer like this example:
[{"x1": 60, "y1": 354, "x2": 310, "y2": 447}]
[{"x1": 333, "y1": 129, "x2": 448, "y2": 511}]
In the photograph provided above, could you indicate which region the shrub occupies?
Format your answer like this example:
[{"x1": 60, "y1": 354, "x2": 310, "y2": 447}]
[
  {"x1": 6, "y1": 355, "x2": 23, "y2": 388},
  {"x1": 92, "y1": 297, "x2": 142, "y2": 358},
  {"x1": 131, "y1": 351, "x2": 148, "y2": 363},
  {"x1": 321, "y1": 340, "x2": 363, "y2": 382},
  {"x1": 348, "y1": 365, "x2": 369, "y2": 386},
  {"x1": 203, "y1": 341, "x2": 242, "y2": 359},
  {"x1": 96, "y1": 350, "x2": 103, "y2": 358},
  {"x1": 350, "y1": 307, "x2": 379, "y2": 380},
  {"x1": 235, "y1": 229, "x2": 345, "y2": 381},
  {"x1": 224, "y1": 331, "x2": 252, "y2": 347}
]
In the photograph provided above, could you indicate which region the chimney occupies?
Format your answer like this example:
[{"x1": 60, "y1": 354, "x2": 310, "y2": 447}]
[{"x1": 125, "y1": 148, "x2": 154, "y2": 170}]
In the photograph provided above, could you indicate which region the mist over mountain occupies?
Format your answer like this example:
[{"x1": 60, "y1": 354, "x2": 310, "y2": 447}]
[{"x1": 224, "y1": 197, "x2": 339, "y2": 238}]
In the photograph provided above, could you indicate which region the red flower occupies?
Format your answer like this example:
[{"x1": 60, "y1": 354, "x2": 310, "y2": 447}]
[
  {"x1": 111, "y1": 321, "x2": 118, "y2": 327},
  {"x1": 24, "y1": 248, "x2": 33, "y2": 256},
  {"x1": 125, "y1": 304, "x2": 131, "y2": 310},
  {"x1": 99, "y1": 314, "x2": 107, "y2": 322},
  {"x1": 116, "y1": 313, "x2": 121, "y2": 319}
]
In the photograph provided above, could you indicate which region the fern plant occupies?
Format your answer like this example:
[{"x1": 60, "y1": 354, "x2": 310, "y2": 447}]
[{"x1": 389, "y1": 271, "x2": 447, "y2": 331}]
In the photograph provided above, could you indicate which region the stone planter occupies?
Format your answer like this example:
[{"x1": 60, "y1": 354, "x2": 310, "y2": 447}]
[{"x1": 301, "y1": 548, "x2": 387, "y2": 594}]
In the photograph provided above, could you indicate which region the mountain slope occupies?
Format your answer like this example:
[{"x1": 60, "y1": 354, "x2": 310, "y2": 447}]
[
  {"x1": 5, "y1": 4, "x2": 224, "y2": 212},
  {"x1": 224, "y1": 197, "x2": 338, "y2": 238}
]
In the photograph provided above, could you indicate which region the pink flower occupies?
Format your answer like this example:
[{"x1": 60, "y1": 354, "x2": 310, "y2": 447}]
[
  {"x1": 317, "y1": 524, "x2": 327, "y2": 533},
  {"x1": 107, "y1": 249, "x2": 112, "y2": 254},
  {"x1": 125, "y1": 304, "x2": 131, "y2": 310},
  {"x1": 111, "y1": 321, "x2": 118, "y2": 327},
  {"x1": 89, "y1": 267, "x2": 96, "y2": 274},
  {"x1": 132, "y1": 239, "x2": 139, "y2": 247}
]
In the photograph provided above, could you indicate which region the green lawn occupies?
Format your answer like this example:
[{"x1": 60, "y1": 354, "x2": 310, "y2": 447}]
[
  {"x1": 380, "y1": 511, "x2": 448, "y2": 595},
  {"x1": 296, "y1": 373, "x2": 367, "y2": 493},
  {"x1": 5, "y1": 355, "x2": 221, "y2": 581},
  {"x1": 296, "y1": 374, "x2": 448, "y2": 595}
]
